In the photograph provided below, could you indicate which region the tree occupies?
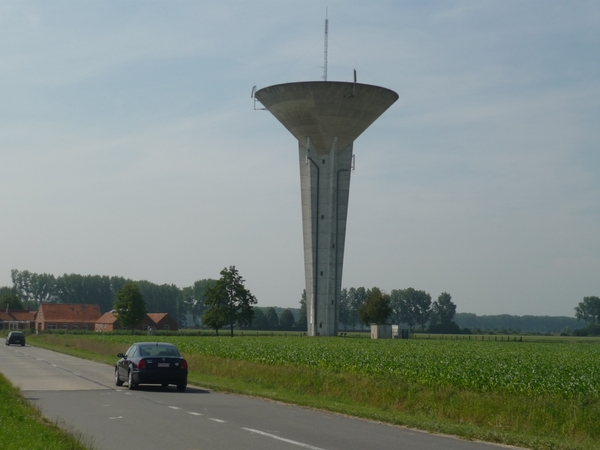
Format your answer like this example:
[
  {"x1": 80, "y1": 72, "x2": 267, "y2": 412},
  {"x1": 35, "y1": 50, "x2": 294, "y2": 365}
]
[
  {"x1": 265, "y1": 307, "x2": 279, "y2": 329},
  {"x1": 357, "y1": 287, "x2": 392, "y2": 326},
  {"x1": 435, "y1": 292, "x2": 456, "y2": 324},
  {"x1": 396, "y1": 288, "x2": 432, "y2": 331},
  {"x1": 575, "y1": 296, "x2": 600, "y2": 326},
  {"x1": 252, "y1": 308, "x2": 269, "y2": 329},
  {"x1": 0, "y1": 290, "x2": 23, "y2": 310},
  {"x1": 11, "y1": 269, "x2": 57, "y2": 306},
  {"x1": 114, "y1": 283, "x2": 147, "y2": 334},
  {"x1": 201, "y1": 306, "x2": 228, "y2": 334},
  {"x1": 430, "y1": 292, "x2": 456, "y2": 326},
  {"x1": 55, "y1": 274, "x2": 113, "y2": 311},
  {"x1": 182, "y1": 279, "x2": 216, "y2": 327},
  {"x1": 347, "y1": 287, "x2": 367, "y2": 329},
  {"x1": 202, "y1": 266, "x2": 257, "y2": 337},
  {"x1": 390, "y1": 289, "x2": 404, "y2": 325},
  {"x1": 0, "y1": 286, "x2": 14, "y2": 297},
  {"x1": 296, "y1": 290, "x2": 307, "y2": 331},
  {"x1": 429, "y1": 292, "x2": 460, "y2": 334},
  {"x1": 279, "y1": 309, "x2": 295, "y2": 330},
  {"x1": 338, "y1": 288, "x2": 351, "y2": 329}
]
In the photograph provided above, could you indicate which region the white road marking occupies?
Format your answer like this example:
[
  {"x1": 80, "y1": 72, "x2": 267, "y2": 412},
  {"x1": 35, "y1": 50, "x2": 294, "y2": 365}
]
[
  {"x1": 168, "y1": 406, "x2": 181, "y2": 410},
  {"x1": 109, "y1": 416, "x2": 122, "y2": 420},
  {"x1": 188, "y1": 412, "x2": 202, "y2": 416},
  {"x1": 243, "y1": 428, "x2": 326, "y2": 450},
  {"x1": 209, "y1": 418, "x2": 226, "y2": 423}
]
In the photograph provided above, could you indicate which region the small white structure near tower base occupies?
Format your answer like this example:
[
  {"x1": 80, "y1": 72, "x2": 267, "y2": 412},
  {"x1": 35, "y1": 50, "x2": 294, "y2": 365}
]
[{"x1": 371, "y1": 324, "x2": 392, "y2": 339}]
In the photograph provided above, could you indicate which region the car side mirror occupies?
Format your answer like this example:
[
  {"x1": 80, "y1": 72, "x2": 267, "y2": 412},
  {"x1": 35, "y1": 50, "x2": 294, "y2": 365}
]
[{"x1": 117, "y1": 353, "x2": 125, "y2": 358}]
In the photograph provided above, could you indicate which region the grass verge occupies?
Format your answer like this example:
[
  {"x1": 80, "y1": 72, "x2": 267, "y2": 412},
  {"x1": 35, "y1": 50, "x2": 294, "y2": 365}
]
[
  {"x1": 26, "y1": 334, "x2": 600, "y2": 450},
  {"x1": 0, "y1": 372, "x2": 93, "y2": 450}
]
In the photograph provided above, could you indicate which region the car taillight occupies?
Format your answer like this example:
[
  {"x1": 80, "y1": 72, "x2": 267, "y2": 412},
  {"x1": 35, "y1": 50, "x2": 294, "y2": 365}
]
[
  {"x1": 137, "y1": 359, "x2": 147, "y2": 369},
  {"x1": 181, "y1": 359, "x2": 188, "y2": 370}
]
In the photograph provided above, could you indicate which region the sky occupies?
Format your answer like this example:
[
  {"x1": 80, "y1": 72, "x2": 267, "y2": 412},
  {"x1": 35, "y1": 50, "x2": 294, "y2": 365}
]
[{"x1": 1, "y1": 1, "x2": 598, "y2": 317}]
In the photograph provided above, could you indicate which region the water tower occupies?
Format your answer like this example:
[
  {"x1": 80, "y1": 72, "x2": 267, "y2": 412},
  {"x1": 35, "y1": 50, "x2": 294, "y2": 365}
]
[{"x1": 255, "y1": 81, "x2": 397, "y2": 336}]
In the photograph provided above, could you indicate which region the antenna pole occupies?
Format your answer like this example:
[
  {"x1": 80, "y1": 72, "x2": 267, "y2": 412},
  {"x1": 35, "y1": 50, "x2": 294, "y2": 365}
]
[{"x1": 323, "y1": 9, "x2": 328, "y2": 81}]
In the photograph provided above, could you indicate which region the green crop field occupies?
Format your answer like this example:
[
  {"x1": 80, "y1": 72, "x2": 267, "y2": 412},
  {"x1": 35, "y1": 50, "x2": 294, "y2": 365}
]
[{"x1": 84, "y1": 334, "x2": 600, "y2": 398}]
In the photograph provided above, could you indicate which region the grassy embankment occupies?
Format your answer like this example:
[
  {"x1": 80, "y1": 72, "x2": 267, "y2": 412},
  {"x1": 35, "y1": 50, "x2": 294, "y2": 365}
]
[
  {"x1": 25, "y1": 332, "x2": 600, "y2": 450},
  {"x1": 0, "y1": 372, "x2": 93, "y2": 450}
]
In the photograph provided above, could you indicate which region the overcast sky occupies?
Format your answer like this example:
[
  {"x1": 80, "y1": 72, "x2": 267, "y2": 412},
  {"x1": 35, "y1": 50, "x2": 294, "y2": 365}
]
[{"x1": 1, "y1": 1, "x2": 598, "y2": 316}]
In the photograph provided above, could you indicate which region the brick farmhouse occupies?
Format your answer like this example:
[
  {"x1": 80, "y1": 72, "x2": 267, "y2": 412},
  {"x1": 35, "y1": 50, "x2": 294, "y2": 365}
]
[
  {"x1": 0, "y1": 307, "x2": 37, "y2": 331},
  {"x1": 36, "y1": 303, "x2": 102, "y2": 332}
]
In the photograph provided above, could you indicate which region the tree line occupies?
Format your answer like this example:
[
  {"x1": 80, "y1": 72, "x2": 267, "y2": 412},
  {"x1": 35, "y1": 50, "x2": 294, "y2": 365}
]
[
  {"x1": 454, "y1": 313, "x2": 585, "y2": 334},
  {"x1": 4, "y1": 269, "x2": 597, "y2": 335},
  {"x1": 338, "y1": 286, "x2": 460, "y2": 333}
]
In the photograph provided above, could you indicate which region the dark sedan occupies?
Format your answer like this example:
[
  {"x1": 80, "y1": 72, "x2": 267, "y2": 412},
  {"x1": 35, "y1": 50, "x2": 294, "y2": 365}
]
[
  {"x1": 115, "y1": 342, "x2": 188, "y2": 391},
  {"x1": 5, "y1": 331, "x2": 26, "y2": 346}
]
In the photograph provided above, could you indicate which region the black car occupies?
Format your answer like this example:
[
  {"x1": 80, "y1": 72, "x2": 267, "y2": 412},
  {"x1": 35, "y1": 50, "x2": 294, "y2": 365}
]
[
  {"x1": 115, "y1": 342, "x2": 188, "y2": 391},
  {"x1": 5, "y1": 331, "x2": 26, "y2": 346}
]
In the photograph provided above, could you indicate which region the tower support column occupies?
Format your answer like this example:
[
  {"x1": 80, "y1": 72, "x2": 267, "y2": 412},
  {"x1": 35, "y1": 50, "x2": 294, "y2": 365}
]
[{"x1": 300, "y1": 138, "x2": 352, "y2": 336}]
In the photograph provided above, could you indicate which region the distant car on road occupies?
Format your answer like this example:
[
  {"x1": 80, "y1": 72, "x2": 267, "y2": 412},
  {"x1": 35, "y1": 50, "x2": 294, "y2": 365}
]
[
  {"x1": 115, "y1": 342, "x2": 188, "y2": 391},
  {"x1": 5, "y1": 331, "x2": 26, "y2": 346}
]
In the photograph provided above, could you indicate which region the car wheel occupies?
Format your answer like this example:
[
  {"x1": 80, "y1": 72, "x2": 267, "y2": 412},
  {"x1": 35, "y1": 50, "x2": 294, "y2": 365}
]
[
  {"x1": 127, "y1": 370, "x2": 137, "y2": 390},
  {"x1": 21, "y1": 343, "x2": 25, "y2": 347},
  {"x1": 115, "y1": 368, "x2": 123, "y2": 386},
  {"x1": 176, "y1": 383, "x2": 187, "y2": 392}
]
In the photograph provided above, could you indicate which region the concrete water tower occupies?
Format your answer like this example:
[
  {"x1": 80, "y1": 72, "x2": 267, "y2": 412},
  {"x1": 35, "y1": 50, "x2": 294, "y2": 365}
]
[{"x1": 255, "y1": 81, "x2": 397, "y2": 336}]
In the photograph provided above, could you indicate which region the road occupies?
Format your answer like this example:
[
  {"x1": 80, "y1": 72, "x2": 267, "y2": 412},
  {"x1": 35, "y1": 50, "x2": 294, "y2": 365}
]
[{"x1": 0, "y1": 343, "x2": 521, "y2": 450}]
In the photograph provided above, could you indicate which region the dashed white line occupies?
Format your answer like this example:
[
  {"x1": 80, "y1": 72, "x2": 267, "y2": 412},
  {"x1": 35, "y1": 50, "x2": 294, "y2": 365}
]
[
  {"x1": 209, "y1": 418, "x2": 226, "y2": 423},
  {"x1": 168, "y1": 406, "x2": 181, "y2": 410},
  {"x1": 109, "y1": 416, "x2": 122, "y2": 420},
  {"x1": 188, "y1": 412, "x2": 202, "y2": 416},
  {"x1": 243, "y1": 428, "x2": 326, "y2": 450}
]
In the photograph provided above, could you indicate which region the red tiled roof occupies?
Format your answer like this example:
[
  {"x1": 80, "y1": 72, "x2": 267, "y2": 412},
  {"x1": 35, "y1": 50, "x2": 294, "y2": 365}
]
[
  {"x1": 0, "y1": 310, "x2": 36, "y2": 322},
  {"x1": 10, "y1": 311, "x2": 37, "y2": 321},
  {"x1": 96, "y1": 311, "x2": 119, "y2": 324},
  {"x1": 38, "y1": 304, "x2": 101, "y2": 323},
  {"x1": 147, "y1": 313, "x2": 168, "y2": 323}
]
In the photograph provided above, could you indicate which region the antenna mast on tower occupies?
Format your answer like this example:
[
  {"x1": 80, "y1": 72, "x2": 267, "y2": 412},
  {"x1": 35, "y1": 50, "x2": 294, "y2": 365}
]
[{"x1": 323, "y1": 9, "x2": 328, "y2": 81}]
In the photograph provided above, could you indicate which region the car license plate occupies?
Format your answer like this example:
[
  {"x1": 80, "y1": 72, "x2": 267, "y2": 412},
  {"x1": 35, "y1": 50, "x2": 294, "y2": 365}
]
[{"x1": 158, "y1": 363, "x2": 170, "y2": 368}]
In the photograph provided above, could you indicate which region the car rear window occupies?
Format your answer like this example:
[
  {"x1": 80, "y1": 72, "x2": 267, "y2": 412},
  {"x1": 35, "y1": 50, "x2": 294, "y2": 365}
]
[
  {"x1": 139, "y1": 345, "x2": 180, "y2": 357},
  {"x1": 12, "y1": 332, "x2": 24, "y2": 336}
]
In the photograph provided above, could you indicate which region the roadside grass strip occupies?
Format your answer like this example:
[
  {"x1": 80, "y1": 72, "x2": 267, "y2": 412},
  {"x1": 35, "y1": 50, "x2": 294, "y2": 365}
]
[{"x1": 0, "y1": 372, "x2": 93, "y2": 450}]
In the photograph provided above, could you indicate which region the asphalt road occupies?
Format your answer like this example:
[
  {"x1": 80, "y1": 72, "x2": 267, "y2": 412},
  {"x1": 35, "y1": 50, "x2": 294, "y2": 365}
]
[{"x1": 0, "y1": 343, "x2": 522, "y2": 450}]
